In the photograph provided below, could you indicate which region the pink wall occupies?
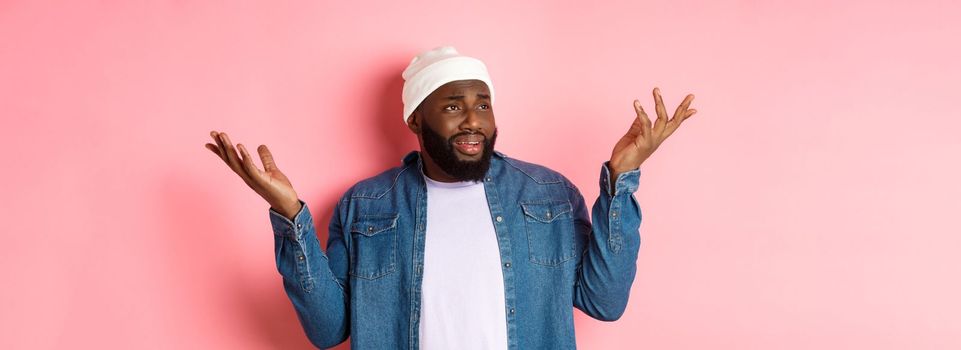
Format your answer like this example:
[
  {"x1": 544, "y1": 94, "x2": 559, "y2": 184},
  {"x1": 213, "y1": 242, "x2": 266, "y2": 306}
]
[{"x1": 2, "y1": 1, "x2": 959, "y2": 349}]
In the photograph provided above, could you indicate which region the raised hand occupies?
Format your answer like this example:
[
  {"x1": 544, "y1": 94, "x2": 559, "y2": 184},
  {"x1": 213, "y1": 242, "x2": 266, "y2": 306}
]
[
  {"x1": 608, "y1": 87, "x2": 697, "y2": 184},
  {"x1": 205, "y1": 131, "x2": 302, "y2": 220}
]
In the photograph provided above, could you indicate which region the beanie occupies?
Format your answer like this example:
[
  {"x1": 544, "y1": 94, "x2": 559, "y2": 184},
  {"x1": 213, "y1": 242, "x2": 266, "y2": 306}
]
[{"x1": 401, "y1": 46, "x2": 495, "y2": 124}]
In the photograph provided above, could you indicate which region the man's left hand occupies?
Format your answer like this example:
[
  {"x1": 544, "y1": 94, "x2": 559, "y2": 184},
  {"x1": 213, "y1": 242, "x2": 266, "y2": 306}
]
[{"x1": 608, "y1": 87, "x2": 697, "y2": 186}]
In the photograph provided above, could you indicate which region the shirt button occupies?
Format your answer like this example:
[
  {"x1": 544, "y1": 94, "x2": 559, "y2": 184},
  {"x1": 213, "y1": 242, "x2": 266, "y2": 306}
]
[
  {"x1": 298, "y1": 256, "x2": 305, "y2": 260},
  {"x1": 612, "y1": 212, "x2": 618, "y2": 217},
  {"x1": 504, "y1": 262, "x2": 511, "y2": 268},
  {"x1": 485, "y1": 177, "x2": 492, "y2": 182},
  {"x1": 368, "y1": 226, "x2": 374, "y2": 232},
  {"x1": 546, "y1": 211, "x2": 552, "y2": 219},
  {"x1": 509, "y1": 308, "x2": 515, "y2": 314},
  {"x1": 496, "y1": 216, "x2": 503, "y2": 222},
  {"x1": 296, "y1": 223, "x2": 302, "y2": 229}
]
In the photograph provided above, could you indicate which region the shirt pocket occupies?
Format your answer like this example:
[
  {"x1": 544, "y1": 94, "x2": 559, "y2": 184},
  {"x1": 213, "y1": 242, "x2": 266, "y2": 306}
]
[
  {"x1": 348, "y1": 214, "x2": 399, "y2": 280},
  {"x1": 521, "y1": 200, "x2": 576, "y2": 266}
]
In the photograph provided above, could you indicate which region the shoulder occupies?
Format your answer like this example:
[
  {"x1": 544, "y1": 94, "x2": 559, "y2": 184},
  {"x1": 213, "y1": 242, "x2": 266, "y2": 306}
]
[
  {"x1": 497, "y1": 152, "x2": 585, "y2": 206},
  {"x1": 343, "y1": 162, "x2": 414, "y2": 200},
  {"x1": 499, "y1": 152, "x2": 574, "y2": 188}
]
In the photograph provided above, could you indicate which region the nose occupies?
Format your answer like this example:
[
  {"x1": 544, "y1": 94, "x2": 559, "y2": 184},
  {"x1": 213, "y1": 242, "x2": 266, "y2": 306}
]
[{"x1": 460, "y1": 108, "x2": 483, "y2": 133}]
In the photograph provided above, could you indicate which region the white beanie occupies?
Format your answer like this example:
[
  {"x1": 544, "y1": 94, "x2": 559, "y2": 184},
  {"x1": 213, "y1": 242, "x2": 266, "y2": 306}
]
[{"x1": 401, "y1": 46, "x2": 495, "y2": 124}]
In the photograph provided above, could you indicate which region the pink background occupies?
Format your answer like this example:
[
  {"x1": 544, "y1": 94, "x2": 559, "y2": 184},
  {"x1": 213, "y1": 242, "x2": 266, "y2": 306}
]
[{"x1": 2, "y1": 1, "x2": 960, "y2": 349}]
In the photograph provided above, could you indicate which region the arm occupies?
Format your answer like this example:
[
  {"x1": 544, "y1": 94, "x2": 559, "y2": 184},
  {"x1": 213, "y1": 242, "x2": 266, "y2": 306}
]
[
  {"x1": 269, "y1": 198, "x2": 350, "y2": 348},
  {"x1": 571, "y1": 86, "x2": 697, "y2": 320},
  {"x1": 204, "y1": 131, "x2": 353, "y2": 347},
  {"x1": 571, "y1": 162, "x2": 642, "y2": 321}
]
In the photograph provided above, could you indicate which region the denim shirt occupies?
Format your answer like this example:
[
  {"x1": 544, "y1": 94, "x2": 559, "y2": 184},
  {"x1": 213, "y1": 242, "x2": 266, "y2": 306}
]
[{"x1": 268, "y1": 150, "x2": 642, "y2": 349}]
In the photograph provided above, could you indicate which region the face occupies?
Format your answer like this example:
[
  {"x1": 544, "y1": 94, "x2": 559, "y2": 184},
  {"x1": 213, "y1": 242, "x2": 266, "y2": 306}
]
[{"x1": 407, "y1": 79, "x2": 497, "y2": 182}]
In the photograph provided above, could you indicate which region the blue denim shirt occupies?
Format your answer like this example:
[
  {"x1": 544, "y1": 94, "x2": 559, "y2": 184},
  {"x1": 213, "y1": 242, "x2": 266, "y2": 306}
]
[{"x1": 268, "y1": 150, "x2": 642, "y2": 349}]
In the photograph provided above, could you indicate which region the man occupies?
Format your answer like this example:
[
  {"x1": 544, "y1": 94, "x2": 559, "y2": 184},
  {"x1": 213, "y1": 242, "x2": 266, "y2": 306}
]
[{"x1": 205, "y1": 46, "x2": 696, "y2": 349}]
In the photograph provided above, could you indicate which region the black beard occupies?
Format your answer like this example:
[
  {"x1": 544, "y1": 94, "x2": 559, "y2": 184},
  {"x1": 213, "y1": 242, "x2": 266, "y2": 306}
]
[{"x1": 420, "y1": 122, "x2": 498, "y2": 182}]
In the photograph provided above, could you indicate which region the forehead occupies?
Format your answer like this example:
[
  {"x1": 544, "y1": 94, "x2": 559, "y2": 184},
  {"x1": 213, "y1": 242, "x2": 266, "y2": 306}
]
[{"x1": 430, "y1": 79, "x2": 490, "y2": 97}]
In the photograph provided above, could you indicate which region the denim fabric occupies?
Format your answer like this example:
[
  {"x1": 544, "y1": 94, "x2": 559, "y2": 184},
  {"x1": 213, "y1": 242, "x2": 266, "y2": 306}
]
[{"x1": 268, "y1": 150, "x2": 642, "y2": 349}]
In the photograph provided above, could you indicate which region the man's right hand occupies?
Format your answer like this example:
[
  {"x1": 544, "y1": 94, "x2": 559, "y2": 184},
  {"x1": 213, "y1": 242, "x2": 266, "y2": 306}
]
[{"x1": 205, "y1": 130, "x2": 302, "y2": 220}]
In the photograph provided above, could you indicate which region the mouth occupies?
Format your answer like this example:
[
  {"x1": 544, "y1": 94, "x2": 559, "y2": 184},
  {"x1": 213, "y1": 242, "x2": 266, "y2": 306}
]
[{"x1": 452, "y1": 135, "x2": 484, "y2": 156}]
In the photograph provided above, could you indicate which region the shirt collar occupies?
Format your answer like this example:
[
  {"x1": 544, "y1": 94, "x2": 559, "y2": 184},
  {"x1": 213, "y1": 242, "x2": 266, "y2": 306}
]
[{"x1": 401, "y1": 149, "x2": 506, "y2": 166}]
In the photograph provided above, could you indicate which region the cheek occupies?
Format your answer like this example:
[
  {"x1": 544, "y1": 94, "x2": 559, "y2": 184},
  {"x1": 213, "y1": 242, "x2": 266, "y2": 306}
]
[
  {"x1": 439, "y1": 120, "x2": 462, "y2": 135},
  {"x1": 483, "y1": 116, "x2": 496, "y2": 131}
]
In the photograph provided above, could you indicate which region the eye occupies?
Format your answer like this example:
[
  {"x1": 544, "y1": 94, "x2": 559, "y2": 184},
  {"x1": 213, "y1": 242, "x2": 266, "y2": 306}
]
[
  {"x1": 444, "y1": 105, "x2": 460, "y2": 111},
  {"x1": 478, "y1": 104, "x2": 490, "y2": 110}
]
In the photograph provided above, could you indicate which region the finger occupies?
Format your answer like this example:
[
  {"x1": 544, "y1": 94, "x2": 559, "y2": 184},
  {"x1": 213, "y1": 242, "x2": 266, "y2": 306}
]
[
  {"x1": 205, "y1": 143, "x2": 225, "y2": 161},
  {"x1": 652, "y1": 87, "x2": 669, "y2": 136},
  {"x1": 220, "y1": 133, "x2": 255, "y2": 183},
  {"x1": 624, "y1": 100, "x2": 647, "y2": 139},
  {"x1": 663, "y1": 94, "x2": 695, "y2": 139},
  {"x1": 624, "y1": 116, "x2": 644, "y2": 143},
  {"x1": 633, "y1": 99, "x2": 647, "y2": 119},
  {"x1": 237, "y1": 144, "x2": 263, "y2": 174},
  {"x1": 258, "y1": 145, "x2": 279, "y2": 172},
  {"x1": 662, "y1": 108, "x2": 697, "y2": 141},
  {"x1": 220, "y1": 133, "x2": 242, "y2": 169},
  {"x1": 634, "y1": 99, "x2": 652, "y2": 138},
  {"x1": 653, "y1": 87, "x2": 669, "y2": 122},
  {"x1": 210, "y1": 131, "x2": 228, "y2": 162},
  {"x1": 661, "y1": 124, "x2": 680, "y2": 141},
  {"x1": 666, "y1": 106, "x2": 697, "y2": 134},
  {"x1": 672, "y1": 94, "x2": 695, "y2": 123},
  {"x1": 237, "y1": 144, "x2": 266, "y2": 186},
  {"x1": 628, "y1": 100, "x2": 643, "y2": 135}
]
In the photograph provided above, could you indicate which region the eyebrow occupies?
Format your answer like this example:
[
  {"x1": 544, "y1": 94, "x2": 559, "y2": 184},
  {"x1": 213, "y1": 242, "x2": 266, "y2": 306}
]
[{"x1": 445, "y1": 93, "x2": 491, "y2": 100}]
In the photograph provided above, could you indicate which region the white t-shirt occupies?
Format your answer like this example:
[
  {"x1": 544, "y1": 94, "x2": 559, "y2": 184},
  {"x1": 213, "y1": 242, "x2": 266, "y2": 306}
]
[{"x1": 418, "y1": 173, "x2": 508, "y2": 350}]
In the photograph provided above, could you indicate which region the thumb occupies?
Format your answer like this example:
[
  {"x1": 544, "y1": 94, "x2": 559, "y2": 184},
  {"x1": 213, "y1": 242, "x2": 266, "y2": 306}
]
[{"x1": 625, "y1": 114, "x2": 643, "y2": 138}]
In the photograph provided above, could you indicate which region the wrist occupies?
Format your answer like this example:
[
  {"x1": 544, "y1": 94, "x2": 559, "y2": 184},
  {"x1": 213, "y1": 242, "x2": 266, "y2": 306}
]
[
  {"x1": 607, "y1": 160, "x2": 632, "y2": 175},
  {"x1": 274, "y1": 200, "x2": 302, "y2": 221},
  {"x1": 606, "y1": 162, "x2": 640, "y2": 195},
  {"x1": 610, "y1": 165, "x2": 638, "y2": 176}
]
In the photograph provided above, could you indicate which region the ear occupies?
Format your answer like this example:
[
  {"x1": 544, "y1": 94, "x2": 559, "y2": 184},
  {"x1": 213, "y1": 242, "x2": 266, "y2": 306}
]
[{"x1": 406, "y1": 110, "x2": 420, "y2": 134}]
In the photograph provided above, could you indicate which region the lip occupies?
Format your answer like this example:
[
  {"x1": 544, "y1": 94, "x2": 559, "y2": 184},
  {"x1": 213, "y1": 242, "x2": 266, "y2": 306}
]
[
  {"x1": 453, "y1": 140, "x2": 482, "y2": 156},
  {"x1": 452, "y1": 134, "x2": 484, "y2": 156},
  {"x1": 453, "y1": 134, "x2": 485, "y2": 143}
]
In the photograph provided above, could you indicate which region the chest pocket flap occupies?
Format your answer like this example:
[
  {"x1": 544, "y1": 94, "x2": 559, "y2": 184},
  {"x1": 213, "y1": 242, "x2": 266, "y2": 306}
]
[
  {"x1": 350, "y1": 215, "x2": 398, "y2": 237},
  {"x1": 521, "y1": 201, "x2": 572, "y2": 223},
  {"x1": 348, "y1": 214, "x2": 398, "y2": 279},
  {"x1": 521, "y1": 200, "x2": 576, "y2": 266}
]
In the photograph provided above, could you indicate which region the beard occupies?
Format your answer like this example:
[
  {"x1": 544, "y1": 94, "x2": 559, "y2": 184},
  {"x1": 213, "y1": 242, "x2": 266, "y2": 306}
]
[{"x1": 420, "y1": 122, "x2": 498, "y2": 182}]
